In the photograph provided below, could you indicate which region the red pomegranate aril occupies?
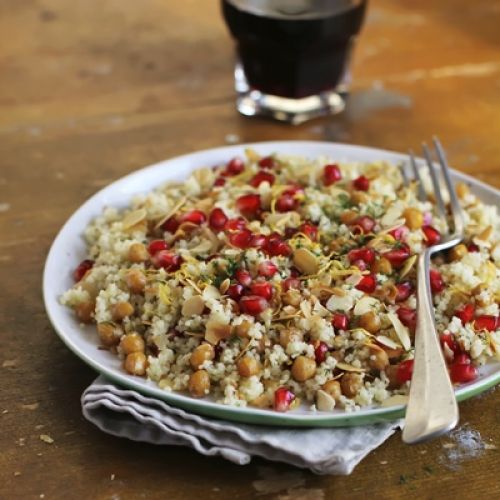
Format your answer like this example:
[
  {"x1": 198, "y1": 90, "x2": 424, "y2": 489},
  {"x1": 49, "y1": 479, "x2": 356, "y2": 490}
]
[
  {"x1": 161, "y1": 216, "x2": 179, "y2": 233},
  {"x1": 353, "y1": 215, "x2": 376, "y2": 234},
  {"x1": 429, "y1": 269, "x2": 445, "y2": 293},
  {"x1": 282, "y1": 277, "x2": 301, "y2": 291},
  {"x1": 284, "y1": 227, "x2": 298, "y2": 239},
  {"x1": 283, "y1": 184, "x2": 304, "y2": 196},
  {"x1": 450, "y1": 363, "x2": 477, "y2": 384},
  {"x1": 236, "y1": 194, "x2": 261, "y2": 217},
  {"x1": 208, "y1": 208, "x2": 228, "y2": 231},
  {"x1": 240, "y1": 295, "x2": 269, "y2": 316},
  {"x1": 422, "y1": 225, "x2": 442, "y2": 246},
  {"x1": 332, "y1": 313, "x2": 349, "y2": 330},
  {"x1": 229, "y1": 229, "x2": 253, "y2": 249},
  {"x1": 276, "y1": 193, "x2": 299, "y2": 212},
  {"x1": 389, "y1": 225, "x2": 409, "y2": 241},
  {"x1": 274, "y1": 387, "x2": 295, "y2": 412},
  {"x1": 265, "y1": 233, "x2": 292, "y2": 257},
  {"x1": 225, "y1": 157, "x2": 244, "y2": 176},
  {"x1": 348, "y1": 247, "x2": 375, "y2": 265},
  {"x1": 323, "y1": 164, "x2": 342, "y2": 186},
  {"x1": 453, "y1": 353, "x2": 471, "y2": 366},
  {"x1": 396, "y1": 359, "x2": 414, "y2": 384},
  {"x1": 258, "y1": 261, "x2": 278, "y2": 278},
  {"x1": 396, "y1": 282, "x2": 413, "y2": 302},
  {"x1": 383, "y1": 244, "x2": 411, "y2": 268},
  {"x1": 73, "y1": 259, "x2": 94, "y2": 282},
  {"x1": 440, "y1": 333, "x2": 460, "y2": 355},
  {"x1": 250, "y1": 171, "x2": 275, "y2": 188},
  {"x1": 397, "y1": 307, "x2": 417, "y2": 331},
  {"x1": 299, "y1": 222, "x2": 318, "y2": 242},
  {"x1": 314, "y1": 342, "x2": 329, "y2": 364},
  {"x1": 454, "y1": 304, "x2": 475, "y2": 324},
  {"x1": 249, "y1": 281, "x2": 273, "y2": 300},
  {"x1": 151, "y1": 250, "x2": 182, "y2": 272},
  {"x1": 356, "y1": 274, "x2": 377, "y2": 293},
  {"x1": 249, "y1": 233, "x2": 267, "y2": 248},
  {"x1": 181, "y1": 210, "x2": 206, "y2": 225},
  {"x1": 467, "y1": 242, "x2": 480, "y2": 252},
  {"x1": 225, "y1": 217, "x2": 247, "y2": 231},
  {"x1": 474, "y1": 315, "x2": 498, "y2": 332},
  {"x1": 148, "y1": 239, "x2": 168, "y2": 255},
  {"x1": 227, "y1": 283, "x2": 244, "y2": 301},
  {"x1": 214, "y1": 177, "x2": 226, "y2": 187},
  {"x1": 235, "y1": 269, "x2": 252, "y2": 287},
  {"x1": 353, "y1": 175, "x2": 370, "y2": 191},
  {"x1": 258, "y1": 156, "x2": 277, "y2": 169}
]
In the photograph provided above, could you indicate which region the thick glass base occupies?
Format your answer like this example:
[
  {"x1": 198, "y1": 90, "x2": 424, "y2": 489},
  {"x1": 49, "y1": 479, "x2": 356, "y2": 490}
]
[{"x1": 234, "y1": 63, "x2": 349, "y2": 125}]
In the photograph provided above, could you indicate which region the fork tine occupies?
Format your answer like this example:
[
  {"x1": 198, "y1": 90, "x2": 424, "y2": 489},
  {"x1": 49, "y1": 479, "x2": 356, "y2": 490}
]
[
  {"x1": 400, "y1": 161, "x2": 410, "y2": 186},
  {"x1": 432, "y1": 137, "x2": 464, "y2": 235},
  {"x1": 422, "y1": 143, "x2": 447, "y2": 218},
  {"x1": 409, "y1": 150, "x2": 426, "y2": 201}
]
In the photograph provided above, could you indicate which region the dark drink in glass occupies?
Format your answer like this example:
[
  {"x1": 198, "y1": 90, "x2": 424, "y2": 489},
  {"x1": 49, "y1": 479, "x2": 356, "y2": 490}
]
[{"x1": 221, "y1": 0, "x2": 368, "y2": 124}]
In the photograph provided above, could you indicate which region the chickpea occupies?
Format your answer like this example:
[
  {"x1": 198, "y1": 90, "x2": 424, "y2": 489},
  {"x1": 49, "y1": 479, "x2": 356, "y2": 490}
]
[
  {"x1": 124, "y1": 352, "x2": 147, "y2": 376},
  {"x1": 368, "y1": 346, "x2": 389, "y2": 371},
  {"x1": 282, "y1": 289, "x2": 301, "y2": 307},
  {"x1": 125, "y1": 268, "x2": 146, "y2": 294},
  {"x1": 128, "y1": 242, "x2": 149, "y2": 263},
  {"x1": 97, "y1": 322, "x2": 123, "y2": 347},
  {"x1": 403, "y1": 207, "x2": 424, "y2": 230},
  {"x1": 448, "y1": 244, "x2": 467, "y2": 262},
  {"x1": 456, "y1": 181, "x2": 469, "y2": 200},
  {"x1": 385, "y1": 365, "x2": 401, "y2": 389},
  {"x1": 340, "y1": 372, "x2": 364, "y2": 398},
  {"x1": 75, "y1": 301, "x2": 95, "y2": 324},
  {"x1": 188, "y1": 370, "x2": 210, "y2": 398},
  {"x1": 190, "y1": 343, "x2": 215, "y2": 370},
  {"x1": 291, "y1": 356, "x2": 316, "y2": 382},
  {"x1": 120, "y1": 332, "x2": 145, "y2": 355},
  {"x1": 237, "y1": 356, "x2": 261, "y2": 377},
  {"x1": 235, "y1": 320, "x2": 252, "y2": 338},
  {"x1": 372, "y1": 257, "x2": 392, "y2": 275},
  {"x1": 383, "y1": 346, "x2": 404, "y2": 359},
  {"x1": 279, "y1": 328, "x2": 303, "y2": 348},
  {"x1": 350, "y1": 191, "x2": 369, "y2": 205},
  {"x1": 340, "y1": 210, "x2": 358, "y2": 225},
  {"x1": 111, "y1": 301, "x2": 134, "y2": 321},
  {"x1": 358, "y1": 311, "x2": 381, "y2": 334},
  {"x1": 322, "y1": 380, "x2": 342, "y2": 402}
]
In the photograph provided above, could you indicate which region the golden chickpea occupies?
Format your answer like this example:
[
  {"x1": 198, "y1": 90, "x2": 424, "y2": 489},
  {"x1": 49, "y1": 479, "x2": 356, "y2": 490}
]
[
  {"x1": 120, "y1": 332, "x2": 145, "y2": 355},
  {"x1": 97, "y1": 322, "x2": 123, "y2": 347},
  {"x1": 75, "y1": 301, "x2": 95, "y2": 324},
  {"x1": 188, "y1": 370, "x2": 210, "y2": 398},
  {"x1": 237, "y1": 356, "x2": 261, "y2": 377},
  {"x1": 448, "y1": 244, "x2": 467, "y2": 262},
  {"x1": 340, "y1": 372, "x2": 364, "y2": 398},
  {"x1": 456, "y1": 181, "x2": 469, "y2": 200},
  {"x1": 235, "y1": 320, "x2": 252, "y2": 338},
  {"x1": 128, "y1": 242, "x2": 149, "y2": 263},
  {"x1": 279, "y1": 328, "x2": 303, "y2": 348},
  {"x1": 322, "y1": 380, "x2": 342, "y2": 402},
  {"x1": 372, "y1": 257, "x2": 392, "y2": 275},
  {"x1": 340, "y1": 210, "x2": 358, "y2": 225},
  {"x1": 125, "y1": 268, "x2": 146, "y2": 294},
  {"x1": 111, "y1": 301, "x2": 134, "y2": 321},
  {"x1": 291, "y1": 356, "x2": 316, "y2": 382},
  {"x1": 350, "y1": 191, "x2": 369, "y2": 205},
  {"x1": 190, "y1": 343, "x2": 215, "y2": 370},
  {"x1": 282, "y1": 289, "x2": 301, "y2": 307},
  {"x1": 124, "y1": 352, "x2": 147, "y2": 376},
  {"x1": 385, "y1": 365, "x2": 401, "y2": 389},
  {"x1": 358, "y1": 311, "x2": 381, "y2": 334},
  {"x1": 383, "y1": 346, "x2": 404, "y2": 360},
  {"x1": 403, "y1": 207, "x2": 424, "y2": 230},
  {"x1": 368, "y1": 346, "x2": 389, "y2": 371}
]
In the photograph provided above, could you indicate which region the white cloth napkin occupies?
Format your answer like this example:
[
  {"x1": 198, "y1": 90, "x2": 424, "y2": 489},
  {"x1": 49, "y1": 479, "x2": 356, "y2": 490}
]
[{"x1": 82, "y1": 376, "x2": 402, "y2": 475}]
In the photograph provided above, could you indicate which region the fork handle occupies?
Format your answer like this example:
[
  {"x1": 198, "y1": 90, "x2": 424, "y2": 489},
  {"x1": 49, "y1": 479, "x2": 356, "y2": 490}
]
[{"x1": 402, "y1": 252, "x2": 459, "y2": 444}]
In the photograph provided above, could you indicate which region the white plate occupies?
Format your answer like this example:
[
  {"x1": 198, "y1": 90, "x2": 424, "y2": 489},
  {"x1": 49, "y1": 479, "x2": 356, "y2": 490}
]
[{"x1": 43, "y1": 141, "x2": 500, "y2": 427}]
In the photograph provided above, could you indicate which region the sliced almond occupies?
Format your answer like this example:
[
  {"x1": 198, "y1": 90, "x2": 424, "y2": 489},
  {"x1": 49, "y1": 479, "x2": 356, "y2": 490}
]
[
  {"x1": 203, "y1": 284, "x2": 221, "y2": 301},
  {"x1": 205, "y1": 320, "x2": 232, "y2": 345},
  {"x1": 181, "y1": 295, "x2": 204, "y2": 317},
  {"x1": 476, "y1": 225, "x2": 493, "y2": 242},
  {"x1": 387, "y1": 312, "x2": 412, "y2": 351},
  {"x1": 381, "y1": 395, "x2": 408, "y2": 407},
  {"x1": 336, "y1": 362, "x2": 366, "y2": 373},
  {"x1": 399, "y1": 254, "x2": 417, "y2": 279},
  {"x1": 375, "y1": 335, "x2": 401, "y2": 350},
  {"x1": 316, "y1": 389, "x2": 336, "y2": 411},
  {"x1": 122, "y1": 208, "x2": 147, "y2": 229},
  {"x1": 219, "y1": 278, "x2": 231, "y2": 294},
  {"x1": 353, "y1": 296, "x2": 380, "y2": 316},
  {"x1": 192, "y1": 167, "x2": 215, "y2": 191},
  {"x1": 245, "y1": 148, "x2": 260, "y2": 163},
  {"x1": 326, "y1": 294, "x2": 354, "y2": 313},
  {"x1": 293, "y1": 248, "x2": 319, "y2": 275},
  {"x1": 154, "y1": 197, "x2": 187, "y2": 229}
]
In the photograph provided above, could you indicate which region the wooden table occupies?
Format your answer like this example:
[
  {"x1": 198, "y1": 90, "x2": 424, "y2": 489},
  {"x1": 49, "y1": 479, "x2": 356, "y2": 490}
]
[{"x1": 1, "y1": 1, "x2": 499, "y2": 498}]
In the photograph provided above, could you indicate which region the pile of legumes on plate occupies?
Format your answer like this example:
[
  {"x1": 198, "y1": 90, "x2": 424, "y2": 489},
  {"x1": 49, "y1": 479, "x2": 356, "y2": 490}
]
[{"x1": 61, "y1": 150, "x2": 500, "y2": 412}]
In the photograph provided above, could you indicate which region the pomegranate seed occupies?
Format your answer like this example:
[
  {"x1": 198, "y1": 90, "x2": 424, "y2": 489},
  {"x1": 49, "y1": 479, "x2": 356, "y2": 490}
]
[
  {"x1": 348, "y1": 247, "x2": 376, "y2": 265},
  {"x1": 290, "y1": 268, "x2": 300, "y2": 278},
  {"x1": 274, "y1": 387, "x2": 295, "y2": 412},
  {"x1": 474, "y1": 315, "x2": 498, "y2": 332},
  {"x1": 227, "y1": 283, "x2": 244, "y2": 301},
  {"x1": 440, "y1": 333, "x2": 460, "y2": 354},
  {"x1": 265, "y1": 233, "x2": 291, "y2": 257},
  {"x1": 396, "y1": 359, "x2": 414, "y2": 384},
  {"x1": 276, "y1": 193, "x2": 299, "y2": 212},
  {"x1": 258, "y1": 261, "x2": 278, "y2": 278},
  {"x1": 467, "y1": 242, "x2": 479, "y2": 252},
  {"x1": 383, "y1": 244, "x2": 411, "y2": 268},
  {"x1": 353, "y1": 215, "x2": 376, "y2": 234},
  {"x1": 450, "y1": 363, "x2": 477, "y2": 384},
  {"x1": 151, "y1": 250, "x2": 183, "y2": 271},
  {"x1": 235, "y1": 269, "x2": 252, "y2": 287},
  {"x1": 284, "y1": 227, "x2": 298, "y2": 239},
  {"x1": 181, "y1": 210, "x2": 206, "y2": 225},
  {"x1": 214, "y1": 177, "x2": 226, "y2": 187},
  {"x1": 453, "y1": 353, "x2": 471, "y2": 366},
  {"x1": 314, "y1": 342, "x2": 329, "y2": 364},
  {"x1": 161, "y1": 216, "x2": 179, "y2": 233},
  {"x1": 429, "y1": 269, "x2": 444, "y2": 293},
  {"x1": 229, "y1": 229, "x2": 253, "y2": 249},
  {"x1": 240, "y1": 295, "x2": 269, "y2": 316},
  {"x1": 236, "y1": 194, "x2": 261, "y2": 217},
  {"x1": 389, "y1": 225, "x2": 409, "y2": 241},
  {"x1": 209, "y1": 208, "x2": 228, "y2": 231},
  {"x1": 332, "y1": 313, "x2": 349, "y2": 330},
  {"x1": 258, "y1": 156, "x2": 276, "y2": 169},
  {"x1": 356, "y1": 274, "x2": 377, "y2": 293},
  {"x1": 249, "y1": 281, "x2": 273, "y2": 300},
  {"x1": 225, "y1": 217, "x2": 247, "y2": 231},
  {"x1": 250, "y1": 171, "x2": 275, "y2": 188},
  {"x1": 397, "y1": 307, "x2": 417, "y2": 331},
  {"x1": 249, "y1": 233, "x2": 267, "y2": 248},
  {"x1": 422, "y1": 225, "x2": 442, "y2": 246},
  {"x1": 395, "y1": 282, "x2": 413, "y2": 302},
  {"x1": 323, "y1": 164, "x2": 342, "y2": 186},
  {"x1": 73, "y1": 259, "x2": 94, "y2": 282},
  {"x1": 299, "y1": 222, "x2": 318, "y2": 242},
  {"x1": 454, "y1": 304, "x2": 475, "y2": 324},
  {"x1": 283, "y1": 184, "x2": 304, "y2": 196},
  {"x1": 282, "y1": 277, "x2": 301, "y2": 291},
  {"x1": 148, "y1": 239, "x2": 168, "y2": 255},
  {"x1": 353, "y1": 175, "x2": 370, "y2": 191},
  {"x1": 225, "y1": 157, "x2": 244, "y2": 176}
]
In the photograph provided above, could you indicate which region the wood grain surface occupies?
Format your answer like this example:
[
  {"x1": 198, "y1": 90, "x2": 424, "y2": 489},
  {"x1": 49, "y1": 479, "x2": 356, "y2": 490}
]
[{"x1": 1, "y1": 1, "x2": 499, "y2": 499}]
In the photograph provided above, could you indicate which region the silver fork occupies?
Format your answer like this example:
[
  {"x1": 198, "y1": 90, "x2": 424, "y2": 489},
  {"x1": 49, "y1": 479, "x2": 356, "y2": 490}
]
[{"x1": 401, "y1": 137, "x2": 464, "y2": 444}]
